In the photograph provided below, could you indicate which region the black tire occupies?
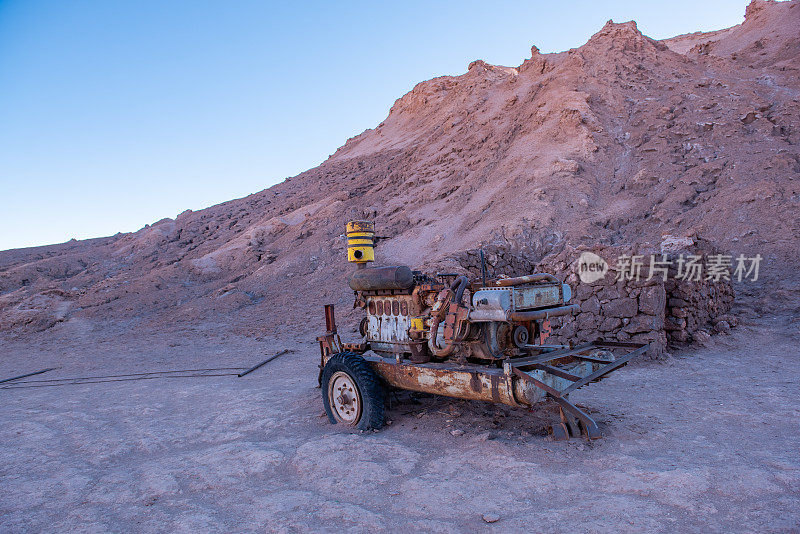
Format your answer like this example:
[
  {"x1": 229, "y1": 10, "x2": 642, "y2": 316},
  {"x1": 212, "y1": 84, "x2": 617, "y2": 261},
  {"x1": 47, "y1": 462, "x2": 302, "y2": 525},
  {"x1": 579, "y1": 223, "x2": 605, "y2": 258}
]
[{"x1": 321, "y1": 352, "x2": 385, "y2": 431}]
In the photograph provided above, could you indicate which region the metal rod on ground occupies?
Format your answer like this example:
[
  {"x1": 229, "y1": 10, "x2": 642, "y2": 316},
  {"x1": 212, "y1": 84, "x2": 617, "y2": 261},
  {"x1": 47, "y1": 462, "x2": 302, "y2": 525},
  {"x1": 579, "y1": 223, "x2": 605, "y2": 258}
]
[
  {"x1": 0, "y1": 368, "x2": 56, "y2": 384},
  {"x1": 1, "y1": 373, "x2": 240, "y2": 389},
  {"x1": 238, "y1": 350, "x2": 292, "y2": 377},
  {"x1": 10, "y1": 367, "x2": 248, "y2": 384}
]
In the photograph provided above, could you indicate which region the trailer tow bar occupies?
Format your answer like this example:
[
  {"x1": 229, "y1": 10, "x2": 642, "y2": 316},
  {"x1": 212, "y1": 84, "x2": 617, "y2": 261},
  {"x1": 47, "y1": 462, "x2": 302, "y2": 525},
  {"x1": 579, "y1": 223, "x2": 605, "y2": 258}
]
[{"x1": 507, "y1": 341, "x2": 649, "y2": 440}]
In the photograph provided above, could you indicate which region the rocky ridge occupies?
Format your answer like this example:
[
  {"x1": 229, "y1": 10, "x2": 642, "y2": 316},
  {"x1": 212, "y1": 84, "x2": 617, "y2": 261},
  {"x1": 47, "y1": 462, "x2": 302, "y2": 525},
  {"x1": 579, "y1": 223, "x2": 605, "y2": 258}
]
[{"x1": 1, "y1": 0, "x2": 798, "y2": 341}]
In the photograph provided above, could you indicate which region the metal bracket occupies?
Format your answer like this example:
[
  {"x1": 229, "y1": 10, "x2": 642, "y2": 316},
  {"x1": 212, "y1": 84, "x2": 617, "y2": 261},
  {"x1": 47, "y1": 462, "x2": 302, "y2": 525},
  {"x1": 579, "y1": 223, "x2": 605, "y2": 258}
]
[
  {"x1": 551, "y1": 395, "x2": 601, "y2": 439},
  {"x1": 316, "y1": 304, "x2": 343, "y2": 387}
]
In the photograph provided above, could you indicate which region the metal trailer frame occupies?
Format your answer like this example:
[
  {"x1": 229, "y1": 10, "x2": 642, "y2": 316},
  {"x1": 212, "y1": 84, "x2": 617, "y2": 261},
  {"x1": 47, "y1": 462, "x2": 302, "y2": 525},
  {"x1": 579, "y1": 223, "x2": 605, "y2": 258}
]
[{"x1": 317, "y1": 304, "x2": 648, "y2": 439}]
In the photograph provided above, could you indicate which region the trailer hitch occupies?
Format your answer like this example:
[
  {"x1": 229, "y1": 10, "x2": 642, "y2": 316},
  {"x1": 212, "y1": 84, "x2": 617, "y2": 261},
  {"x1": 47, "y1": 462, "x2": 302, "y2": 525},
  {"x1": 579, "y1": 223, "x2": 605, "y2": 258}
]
[{"x1": 507, "y1": 341, "x2": 649, "y2": 439}]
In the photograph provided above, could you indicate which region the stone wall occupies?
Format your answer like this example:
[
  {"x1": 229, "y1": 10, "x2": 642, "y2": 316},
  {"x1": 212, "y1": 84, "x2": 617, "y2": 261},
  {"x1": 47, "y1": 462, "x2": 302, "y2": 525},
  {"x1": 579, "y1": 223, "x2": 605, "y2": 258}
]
[
  {"x1": 452, "y1": 239, "x2": 735, "y2": 358},
  {"x1": 663, "y1": 265, "x2": 736, "y2": 345},
  {"x1": 537, "y1": 245, "x2": 668, "y2": 357},
  {"x1": 453, "y1": 244, "x2": 536, "y2": 281}
]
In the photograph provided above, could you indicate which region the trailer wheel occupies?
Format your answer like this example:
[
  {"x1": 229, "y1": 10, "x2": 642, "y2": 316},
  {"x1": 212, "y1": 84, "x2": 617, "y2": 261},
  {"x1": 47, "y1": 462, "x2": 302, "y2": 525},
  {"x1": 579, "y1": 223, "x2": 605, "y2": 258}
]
[{"x1": 322, "y1": 352, "x2": 385, "y2": 431}]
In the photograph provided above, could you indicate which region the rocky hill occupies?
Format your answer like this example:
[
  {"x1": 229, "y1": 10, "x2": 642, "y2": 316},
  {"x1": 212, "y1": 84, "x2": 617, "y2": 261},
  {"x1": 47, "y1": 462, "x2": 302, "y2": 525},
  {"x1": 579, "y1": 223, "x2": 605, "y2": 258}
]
[{"x1": 1, "y1": 0, "x2": 798, "y2": 338}]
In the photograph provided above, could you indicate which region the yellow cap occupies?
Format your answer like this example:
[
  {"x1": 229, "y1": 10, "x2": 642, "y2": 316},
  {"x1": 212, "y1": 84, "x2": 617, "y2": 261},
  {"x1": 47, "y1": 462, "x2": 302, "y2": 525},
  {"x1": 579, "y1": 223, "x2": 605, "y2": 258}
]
[{"x1": 346, "y1": 221, "x2": 375, "y2": 264}]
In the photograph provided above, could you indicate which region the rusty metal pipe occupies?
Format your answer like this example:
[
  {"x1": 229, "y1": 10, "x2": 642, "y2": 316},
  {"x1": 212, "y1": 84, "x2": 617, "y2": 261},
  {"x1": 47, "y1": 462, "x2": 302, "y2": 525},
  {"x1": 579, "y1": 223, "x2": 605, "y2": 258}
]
[
  {"x1": 510, "y1": 304, "x2": 579, "y2": 322},
  {"x1": 496, "y1": 273, "x2": 560, "y2": 287},
  {"x1": 451, "y1": 275, "x2": 469, "y2": 304},
  {"x1": 427, "y1": 288, "x2": 454, "y2": 357},
  {"x1": 483, "y1": 321, "x2": 504, "y2": 359},
  {"x1": 369, "y1": 357, "x2": 521, "y2": 406},
  {"x1": 362, "y1": 354, "x2": 599, "y2": 408},
  {"x1": 427, "y1": 276, "x2": 468, "y2": 358}
]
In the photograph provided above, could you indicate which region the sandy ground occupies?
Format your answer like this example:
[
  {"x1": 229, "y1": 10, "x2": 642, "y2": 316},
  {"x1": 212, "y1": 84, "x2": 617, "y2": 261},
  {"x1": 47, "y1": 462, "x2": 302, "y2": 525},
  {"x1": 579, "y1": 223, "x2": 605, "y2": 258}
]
[{"x1": 1, "y1": 314, "x2": 799, "y2": 533}]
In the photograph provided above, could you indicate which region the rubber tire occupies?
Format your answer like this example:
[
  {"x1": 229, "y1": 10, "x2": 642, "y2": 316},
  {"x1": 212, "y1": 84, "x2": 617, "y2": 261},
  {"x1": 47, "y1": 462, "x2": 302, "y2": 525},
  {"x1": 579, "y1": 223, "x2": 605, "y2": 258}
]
[{"x1": 321, "y1": 352, "x2": 385, "y2": 431}]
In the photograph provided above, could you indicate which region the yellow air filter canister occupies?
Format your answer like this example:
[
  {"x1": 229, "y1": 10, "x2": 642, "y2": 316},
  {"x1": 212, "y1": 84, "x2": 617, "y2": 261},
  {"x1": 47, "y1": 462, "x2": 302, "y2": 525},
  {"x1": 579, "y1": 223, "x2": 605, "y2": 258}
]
[{"x1": 346, "y1": 220, "x2": 375, "y2": 264}]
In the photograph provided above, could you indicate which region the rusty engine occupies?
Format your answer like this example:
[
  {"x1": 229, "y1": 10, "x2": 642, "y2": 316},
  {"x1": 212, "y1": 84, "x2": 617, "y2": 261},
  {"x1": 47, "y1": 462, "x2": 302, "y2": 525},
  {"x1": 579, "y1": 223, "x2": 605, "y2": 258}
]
[
  {"x1": 345, "y1": 221, "x2": 578, "y2": 365},
  {"x1": 316, "y1": 220, "x2": 647, "y2": 438}
]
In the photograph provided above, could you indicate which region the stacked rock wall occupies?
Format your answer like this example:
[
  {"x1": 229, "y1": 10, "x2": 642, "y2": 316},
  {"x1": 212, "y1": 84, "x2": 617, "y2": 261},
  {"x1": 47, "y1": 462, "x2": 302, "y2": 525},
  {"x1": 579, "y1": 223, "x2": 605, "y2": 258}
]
[
  {"x1": 536, "y1": 245, "x2": 668, "y2": 357},
  {"x1": 663, "y1": 262, "x2": 736, "y2": 345},
  {"x1": 452, "y1": 245, "x2": 535, "y2": 280},
  {"x1": 453, "y1": 240, "x2": 735, "y2": 358}
]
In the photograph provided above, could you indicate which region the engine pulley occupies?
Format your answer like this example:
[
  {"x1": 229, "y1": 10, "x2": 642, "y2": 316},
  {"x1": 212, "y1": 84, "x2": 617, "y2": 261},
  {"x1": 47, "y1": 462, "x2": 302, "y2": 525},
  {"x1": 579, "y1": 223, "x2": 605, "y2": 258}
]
[{"x1": 512, "y1": 324, "x2": 529, "y2": 348}]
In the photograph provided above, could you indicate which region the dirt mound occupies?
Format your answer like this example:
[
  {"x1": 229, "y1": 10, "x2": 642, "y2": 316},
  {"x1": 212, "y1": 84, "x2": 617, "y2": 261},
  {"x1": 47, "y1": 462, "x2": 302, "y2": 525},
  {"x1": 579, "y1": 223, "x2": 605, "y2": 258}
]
[{"x1": 2, "y1": 0, "x2": 799, "y2": 337}]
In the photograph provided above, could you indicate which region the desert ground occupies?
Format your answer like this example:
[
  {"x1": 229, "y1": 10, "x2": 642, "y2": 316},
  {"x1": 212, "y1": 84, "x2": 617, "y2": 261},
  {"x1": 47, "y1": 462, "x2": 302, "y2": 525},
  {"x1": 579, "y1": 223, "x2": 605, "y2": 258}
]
[{"x1": 2, "y1": 302, "x2": 798, "y2": 533}]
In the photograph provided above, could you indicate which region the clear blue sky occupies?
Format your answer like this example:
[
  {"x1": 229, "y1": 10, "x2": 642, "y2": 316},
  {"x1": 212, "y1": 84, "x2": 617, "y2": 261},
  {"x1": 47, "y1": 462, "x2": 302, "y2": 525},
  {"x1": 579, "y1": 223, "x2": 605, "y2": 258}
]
[{"x1": 0, "y1": 0, "x2": 749, "y2": 251}]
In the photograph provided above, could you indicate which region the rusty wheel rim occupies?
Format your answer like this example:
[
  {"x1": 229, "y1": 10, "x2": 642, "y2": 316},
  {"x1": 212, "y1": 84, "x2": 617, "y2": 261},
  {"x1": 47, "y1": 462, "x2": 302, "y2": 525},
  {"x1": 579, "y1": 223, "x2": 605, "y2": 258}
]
[{"x1": 329, "y1": 371, "x2": 361, "y2": 424}]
